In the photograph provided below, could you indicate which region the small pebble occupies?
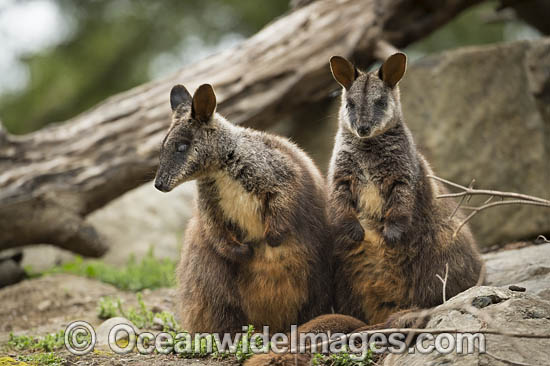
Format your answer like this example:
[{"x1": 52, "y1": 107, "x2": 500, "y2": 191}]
[
  {"x1": 37, "y1": 299, "x2": 52, "y2": 311},
  {"x1": 471, "y1": 294, "x2": 504, "y2": 309},
  {"x1": 508, "y1": 285, "x2": 526, "y2": 292}
]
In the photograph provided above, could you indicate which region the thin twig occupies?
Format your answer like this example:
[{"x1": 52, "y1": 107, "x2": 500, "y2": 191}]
[
  {"x1": 428, "y1": 175, "x2": 550, "y2": 237},
  {"x1": 435, "y1": 263, "x2": 449, "y2": 303},
  {"x1": 307, "y1": 326, "x2": 550, "y2": 353},
  {"x1": 460, "y1": 200, "x2": 550, "y2": 210},
  {"x1": 428, "y1": 175, "x2": 550, "y2": 204},
  {"x1": 448, "y1": 179, "x2": 474, "y2": 219}
]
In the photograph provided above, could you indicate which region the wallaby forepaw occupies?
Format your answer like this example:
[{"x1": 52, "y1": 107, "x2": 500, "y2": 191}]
[
  {"x1": 233, "y1": 241, "x2": 254, "y2": 259},
  {"x1": 340, "y1": 217, "x2": 365, "y2": 243},
  {"x1": 265, "y1": 232, "x2": 284, "y2": 247},
  {"x1": 382, "y1": 221, "x2": 405, "y2": 246}
]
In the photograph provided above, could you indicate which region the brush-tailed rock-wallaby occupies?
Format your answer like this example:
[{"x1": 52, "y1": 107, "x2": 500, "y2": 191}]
[
  {"x1": 328, "y1": 53, "x2": 483, "y2": 324},
  {"x1": 155, "y1": 84, "x2": 332, "y2": 334}
]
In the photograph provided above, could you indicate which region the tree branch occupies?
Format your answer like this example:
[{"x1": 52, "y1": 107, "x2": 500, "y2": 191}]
[{"x1": 427, "y1": 175, "x2": 550, "y2": 238}]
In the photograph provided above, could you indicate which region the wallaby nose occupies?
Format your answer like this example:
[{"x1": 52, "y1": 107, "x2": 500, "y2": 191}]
[
  {"x1": 154, "y1": 179, "x2": 170, "y2": 192},
  {"x1": 357, "y1": 126, "x2": 370, "y2": 137}
]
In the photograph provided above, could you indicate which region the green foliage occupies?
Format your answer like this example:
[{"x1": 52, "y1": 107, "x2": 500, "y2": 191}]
[
  {"x1": 95, "y1": 293, "x2": 258, "y2": 361},
  {"x1": 96, "y1": 293, "x2": 179, "y2": 331},
  {"x1": 408, "y1": 1, "x2": 512, "y2": 54},
  {"x1": 215, "y1": 325, "x2": 258, "y2": 362},
  {"x1": 173, "y1": 325, "x2": 258, "y2": 361},
  {"x1": 17, "y1": 353, "x2": 65, "y2": 366},
  {"x1": 40, "y1": 248, "x2": 176, "y2": 291},
  {"x1": 7, "y1": 331, "x2": 65, "y2": 352},
  {"x1": 96, "y1": 296, "x2": 119, "y2": 320},
  {"x1": 0, "y1": 0, "x2": 288, "y2": 134},
  {"x1": 117, "y1": 293, "x2": 155, "y2": 329},
  {"x1": 312, "y1": 348, "x2": 373, "y2": 366}
]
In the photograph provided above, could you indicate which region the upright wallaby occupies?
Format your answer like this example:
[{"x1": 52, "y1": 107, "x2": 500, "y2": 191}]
[
  {"x1": 245, "y1": 53, "x2": 485, "y2": 366},
  {"x1": 328, "y1": 53, "x2": 483, "y2": 324},
  {"x1": 155, "y1": 84, "x2": 332, "y2": 334}
]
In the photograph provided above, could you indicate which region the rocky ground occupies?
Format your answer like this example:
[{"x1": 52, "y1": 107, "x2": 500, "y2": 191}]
[{"x1": 1, "y1": 242, "x2": 549, "y2": 365}]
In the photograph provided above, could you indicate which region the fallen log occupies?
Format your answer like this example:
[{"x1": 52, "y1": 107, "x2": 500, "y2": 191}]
[{"x1": 0, "y1": 0, "x2": 483, "y2": 256}]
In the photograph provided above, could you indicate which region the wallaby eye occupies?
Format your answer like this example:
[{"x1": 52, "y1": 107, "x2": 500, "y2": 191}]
[
  {"x1": 375, "y1": 98, "x2": 387, "y2": 108},
  {"x1": 177, "y1": 143, "x2": 189, "y2": 153},
  {"x1": 347, "y1": 100, "x2": 356, "y2": 109}
]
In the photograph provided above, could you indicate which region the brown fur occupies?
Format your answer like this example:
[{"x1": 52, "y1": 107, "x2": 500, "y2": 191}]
[
  {"x1": 156, "y1": 84, "x2": 332, "y2": 334},
  {"x1": 328, "y1": 54, "x2": 484, "y2": 324},
  {"x1": 244, "y1": 314, "x2": 366, "y2": 366}
]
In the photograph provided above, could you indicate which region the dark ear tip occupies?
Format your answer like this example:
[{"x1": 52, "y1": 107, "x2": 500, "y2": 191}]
[
  {"x1": 195, "y1": 84, "x2": 216, "y2": 101},
  {"x1": 170, "y1": 84, "x2": 191, "y2": 110},
  {"x1": 329, "y1": 55, "x2": 348, "y2": 66},
  {"x1": 197, "y1": 83, "x2": 214, "y2": 93},
  {"x1": 171, "y1": 84, "x2": 186, "y2": 93},
  {"x1": 391, "y1": 52, "x2": 407, "y2": 63}
]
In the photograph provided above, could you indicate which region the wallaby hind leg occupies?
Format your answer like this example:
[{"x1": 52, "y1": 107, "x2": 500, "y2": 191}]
[{"x1": 245, "y1": 314, "x2": 367, "y2": 366}]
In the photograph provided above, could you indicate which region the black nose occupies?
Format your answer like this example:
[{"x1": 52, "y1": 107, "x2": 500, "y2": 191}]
[
  {"x1": 154, "y1": 179, "x2": 170, "y2": 192},
  {"x1": 357, "y1": 126, "x2": 370, "y2": 137}
]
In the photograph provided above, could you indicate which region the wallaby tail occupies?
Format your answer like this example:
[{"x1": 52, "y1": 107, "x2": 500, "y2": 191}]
[{"x1": 244, "y1": 310, "x2": 432, "y2": 366}]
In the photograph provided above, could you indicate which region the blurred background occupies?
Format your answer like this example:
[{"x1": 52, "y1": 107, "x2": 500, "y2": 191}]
[{"x1": 0, "y1": 0, "x2": 540, "y2": 134}]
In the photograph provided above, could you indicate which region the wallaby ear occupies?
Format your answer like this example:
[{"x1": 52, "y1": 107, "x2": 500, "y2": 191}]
[
  {"x1": 330, "y1": 56, "x2": 356, "y2": 90},
  {"x1": 192, "y1": 84, "x2": 217, "y2": 123},
  {"x1": 379, "y1": 52, "x2": 407, "y2": 88},
  {"x1": 170, "y1": 84, "x2": 192, "y2": 111}
]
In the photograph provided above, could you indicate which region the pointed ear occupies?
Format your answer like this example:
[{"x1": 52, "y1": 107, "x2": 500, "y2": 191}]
[
  {"x1": 330, "y1": 56, "x2": 356, "y2": 90},
  {"x1": 192, "y1": 84, "x2": 217, "y2": 123},
  {"x1": 379, "y1": 52, "x2": 407, "y2": 88},
  {"x1": 170, "y1": 84, "x2": 192, "y2": 111}
]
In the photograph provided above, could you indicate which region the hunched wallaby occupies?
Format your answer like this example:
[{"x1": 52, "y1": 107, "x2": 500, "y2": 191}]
[
  {"x1": 155, "y1": 83, "x2": 332, "y2": 334},
  {"x1": 327, "y1": 53, "x2": 484, "y2": 325}
]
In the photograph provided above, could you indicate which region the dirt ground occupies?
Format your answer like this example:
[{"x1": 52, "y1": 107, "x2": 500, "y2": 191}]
[
  {"x1": 0, "y1": 274, "x2": 239, "y2": 365},
  {"x1": 2, "y1": 242, "x2": 548, "y2": 365}
]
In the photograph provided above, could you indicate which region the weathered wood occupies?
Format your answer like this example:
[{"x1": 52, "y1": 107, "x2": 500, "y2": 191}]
[{"x1": 0, "y1": 0, "x2": 483, "y2": 256}]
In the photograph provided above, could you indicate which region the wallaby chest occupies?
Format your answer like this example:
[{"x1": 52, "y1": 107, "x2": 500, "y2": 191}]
[
  {"x1": 348, "y1": 154, "x2": 386, "y2": 222},
  {"x1": 213, "y1": 172, "x2": 265, "y2": 241},
  {"x1": 214, "y1": 172, "x2": 309, "y2": 332},
  {"x1": 340, "y1": 152, "x2": 409, "y2": 323}
]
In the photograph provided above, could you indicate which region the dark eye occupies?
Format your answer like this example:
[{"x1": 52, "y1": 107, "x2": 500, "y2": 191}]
[
  {"x1": 375, "y1": 98, "x2": 387, "y2": 108},
  {"x1": 347, "y1": 100, "x2": 356, "y2": 109},
  {"x1": 177, "y1": 143, "x2": 188, "y2": 153}
]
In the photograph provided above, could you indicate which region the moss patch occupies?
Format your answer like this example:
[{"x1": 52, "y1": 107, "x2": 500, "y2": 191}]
[{"x1": 28, "y1": 248, "x2": 176, "y2": 291}]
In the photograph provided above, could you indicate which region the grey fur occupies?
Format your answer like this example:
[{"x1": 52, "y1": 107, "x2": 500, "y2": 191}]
[
  {"x1": 155, "y1": 84, "x2": 332, "y2": 333},
  {"x1": 328, "y1": 55, "x2": 483, "y2": 324}
]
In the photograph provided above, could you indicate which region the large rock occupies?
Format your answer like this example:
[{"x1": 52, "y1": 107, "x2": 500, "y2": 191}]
[
  {"x1": 483, "y1": 243, "x2": 550, "y2": 300},
  {"x1": 19, "y1": 182, "x2": 196, "y2": 268},
  {"x1": 400, "y1": 38, "x2": 550, "y2": 248},
  {"x1": 87, "y1": 182, "x2": 196, "y2": 265},
  {"x1": 385, "y1": 286, "x2": 550, "y2": 366}
]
